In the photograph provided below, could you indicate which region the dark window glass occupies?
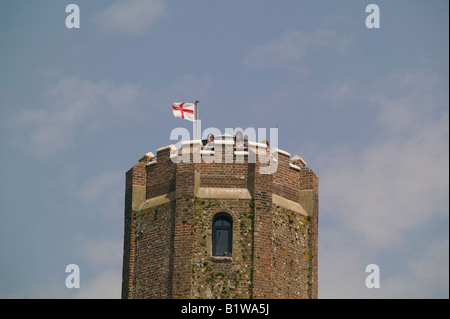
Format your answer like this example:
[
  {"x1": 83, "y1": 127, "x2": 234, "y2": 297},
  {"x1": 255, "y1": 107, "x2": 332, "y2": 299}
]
[{"x1": 212, "y1": 215, "x2": 232, "y2": 256}]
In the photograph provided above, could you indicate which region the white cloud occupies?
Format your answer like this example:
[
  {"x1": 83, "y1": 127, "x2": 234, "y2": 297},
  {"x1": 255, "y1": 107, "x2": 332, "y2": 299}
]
[
  {"x1": 0, "y1": 272, "x2": 74, "y2": 299},
  {"x1": 243, "y1": 29, "x2": 350, "y2": 70},
  {"x1": 98, "y1": 0, "x2": 166, "y2": 34},
  {"x1": 77, "y1": 171, "x2": 124, "y2": 207},
  {"x1": 69, "y1": 171, "x2": 125, "y2": 299},
  {"x1": 381, "y1": 236, "x2": 449, "y2": 298},
  {"x1": 318, "y1": 229, "x2": 375, "y2": 299},
  {"x1": 14, "y1": 77, "x2": 144, "y2": 157},
  {"x1": 319, "y1": 232, "x2": 449, "y2": 298},
  {"x1": 83, "y1": 239, "x2": 123, "y2": 270},
  {"x1": 74, "y1": 270, "x2": 122, "y2": 299},
  {"x1": 151, "y1": 73, "x2": 213, "y2": 105},
  {"x1": 370, "y1": 71, "x2": 446, "y2": 134},
  {"x1": 320, "y1": 71, "x2": 448, "y2": 246},
  {"x1": 323, "y1": 120, "x2": 448, "y2": 246},
  {"x1": 13, "y1": 72, "x2": 212, "y2": 158},
  {"x1": 322, "y1": 81, "x2": 357, "y2": 104},
  {"x1": 317, "y1": 70, "x2": 449, "y2": 297}
]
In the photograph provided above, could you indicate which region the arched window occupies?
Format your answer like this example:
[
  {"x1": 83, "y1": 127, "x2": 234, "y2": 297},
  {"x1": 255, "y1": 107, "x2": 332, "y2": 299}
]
[{"x1": 212, "y1": 215, "x2": 232, "y2": 257}]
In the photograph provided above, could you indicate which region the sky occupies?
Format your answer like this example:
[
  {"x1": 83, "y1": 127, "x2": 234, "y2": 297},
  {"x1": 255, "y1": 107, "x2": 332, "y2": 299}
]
[{"x1": 0, "y1": 0, "x2": 448, "y2": 299}]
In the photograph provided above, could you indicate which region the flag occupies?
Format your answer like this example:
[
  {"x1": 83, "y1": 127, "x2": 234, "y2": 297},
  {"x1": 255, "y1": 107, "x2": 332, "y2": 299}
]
[{"x1": 172, "y1": 102, "x2": 195, "y2": 122}]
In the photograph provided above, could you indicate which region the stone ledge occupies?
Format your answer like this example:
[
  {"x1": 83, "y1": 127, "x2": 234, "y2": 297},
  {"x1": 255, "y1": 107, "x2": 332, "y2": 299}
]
[
  {"x1": 247, "y1": 141, "x2": 268, "y2": 149},
  {"x1": 213, "y1": 140, "x2": 235, "y2": 145},
  {"x1": 272, "y1": 194, "x2": 307, "y2": 216},
  {"x1": 291, "y1": 155, "x2": 307, "y2": 167},
  {"x1": 156, "y1": 144, "x2": 177, "y2": 153},
  {"x1": 181, "y1": 140, "x2": 203, "y2": 146},
  {"x1": 210, "y1": 256, "x2": 232, "y2": 263},
  {"x1": 139, "y1": 152, "x2": 155, "y2": 163},
  {"x1": 271, "y1": 148, "x2": 291, "y2": 157},
  {"x1": 139, "y1": 191, "x2": 176, "y2": 211},
  {"x1": 196, "y1": 187, "x2": 252, "y2": 199}
]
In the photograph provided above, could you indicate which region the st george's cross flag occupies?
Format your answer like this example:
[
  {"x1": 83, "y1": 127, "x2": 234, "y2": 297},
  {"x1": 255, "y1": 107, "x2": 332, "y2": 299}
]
[{"x1": 172, "y1": 102, "x2": 195, "y2": 122}]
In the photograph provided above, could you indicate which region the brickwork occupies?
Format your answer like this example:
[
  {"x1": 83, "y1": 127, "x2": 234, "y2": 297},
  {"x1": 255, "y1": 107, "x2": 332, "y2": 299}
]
[
  {"x1": 252, "y1": 159, "x2": 274, "y2": 298},
  {"x1": 198, "y1": 161, "x2": 249, "y2": 189},
  {"x1": 190, "y1": 198, "x2": 254, "y2": 299},
  {"x1": 273, "y1": 152, "x2": 301, "y2": 202},
  {"x1": 271, "y1": 205, "x2": 311, "y2": 298},
  {"x1": 172, "y1": 159, "x2": 197, "y2": 298},
  {"x1": 134, "y1": 202, "x2": 175, "y2": 298},
  {"x1": 121, "y1": 161, "x2": 147, "y2": 299},
  {"x1": 299, "y1": 167, "x2": 319, "y2": 298},
  {"x1": 198, "y1": 145, "x2": 250, "y2": 189},
  {"x1": 122, "y1": 140, "x2": 318, "y2": 299}
]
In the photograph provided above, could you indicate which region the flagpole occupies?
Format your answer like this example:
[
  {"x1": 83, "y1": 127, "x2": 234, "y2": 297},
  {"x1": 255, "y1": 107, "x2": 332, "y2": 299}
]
[{"x1": 195, "y1": 100, "x2": 199, "y2": 140}]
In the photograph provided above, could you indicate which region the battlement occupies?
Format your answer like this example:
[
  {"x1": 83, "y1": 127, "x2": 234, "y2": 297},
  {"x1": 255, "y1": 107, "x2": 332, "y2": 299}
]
[
  {"x1": 136, "y1": 138, "x2": 315, "y2": 203},
  {"x1": 122, "y1": 137, "x2": 318, "y2": 299},
  {"x1": 139, "y1": 135, "x2": 309, "y2": 169}
]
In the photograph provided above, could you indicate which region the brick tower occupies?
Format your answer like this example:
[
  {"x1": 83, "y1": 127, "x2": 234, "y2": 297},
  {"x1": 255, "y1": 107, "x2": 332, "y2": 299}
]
[{"x1": 121, "y1": 135, "x2": 318, "y2": 299}]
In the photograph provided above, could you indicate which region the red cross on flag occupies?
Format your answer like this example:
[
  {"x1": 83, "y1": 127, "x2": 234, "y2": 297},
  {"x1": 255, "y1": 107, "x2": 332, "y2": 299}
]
[{"x1": 172, "y1": 102, "x2": 195, "y2": 122}]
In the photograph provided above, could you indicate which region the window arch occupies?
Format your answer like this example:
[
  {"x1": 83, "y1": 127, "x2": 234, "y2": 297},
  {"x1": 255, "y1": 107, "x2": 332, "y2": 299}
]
[{"x1": 212, "y1": 214, "x2": 233, "y2": 257}]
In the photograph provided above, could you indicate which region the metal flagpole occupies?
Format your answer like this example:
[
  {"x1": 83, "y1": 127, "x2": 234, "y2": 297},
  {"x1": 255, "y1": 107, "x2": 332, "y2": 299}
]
[{"x1": 195, "y1": 100, "x2": 199, "y2": 140}]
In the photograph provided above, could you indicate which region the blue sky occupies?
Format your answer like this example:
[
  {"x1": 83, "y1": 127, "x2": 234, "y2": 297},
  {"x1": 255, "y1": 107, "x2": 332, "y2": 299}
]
[{"x1": 0, "y1": 0, "x2": 448, "y2": 298}]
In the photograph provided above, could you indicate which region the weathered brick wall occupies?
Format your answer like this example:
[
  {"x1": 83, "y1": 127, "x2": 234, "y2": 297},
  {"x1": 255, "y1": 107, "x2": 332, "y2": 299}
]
[
  {"x1": 198, "y1": 145, "x2": 250, "y2": 188},
  {"x1": 146, "y1": 148, "x2": 177, "y2": 198},
  {"x1": 271, "y1": 205, "x2": 311, "y2": 298},
  {"x1": 122, "y1": 143, "x2": 318, "y2": 299},
  {"x1": 121, "y1": 162, "x2": 146, "y2": 299},
  {"x1": 134, "y1": 202, "x2": 175, "y2": 298},
  {"x1": 172, "y1": 160, "x2": 197, "y2": 298},
  {"x1": 298, "y1": 168, "x2": 319, "y2": 298},
  {"x1": 190, "y1": 197, "x2": 254, "y2": 299},
  {"x1": 198, "y1": 162, "x2": 249, "y2": 188},
  {"x1": 252, "y1": 159, "x2": 274, "y2": 298},
  {"x1": 269, "y1": 152, "x2": 319, "y2": 298},
  {"x1": 272, "y1": 152, "x2": 301, "y2": 202}
]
